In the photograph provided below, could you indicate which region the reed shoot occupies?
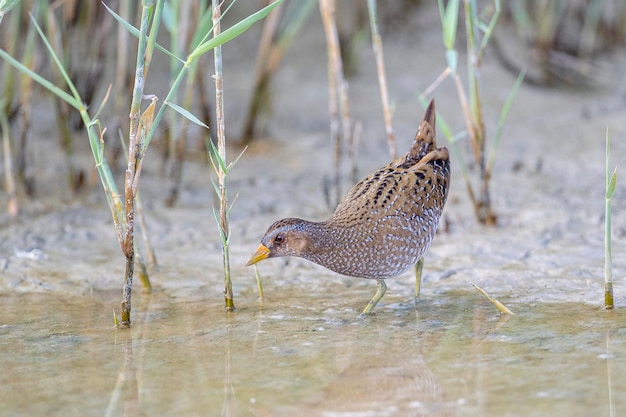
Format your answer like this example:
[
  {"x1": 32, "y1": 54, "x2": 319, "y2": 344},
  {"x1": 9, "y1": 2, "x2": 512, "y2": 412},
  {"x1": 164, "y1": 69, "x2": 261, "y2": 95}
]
[{"x1": 604, "y1": 128, "x2": 617, "y2": 310}]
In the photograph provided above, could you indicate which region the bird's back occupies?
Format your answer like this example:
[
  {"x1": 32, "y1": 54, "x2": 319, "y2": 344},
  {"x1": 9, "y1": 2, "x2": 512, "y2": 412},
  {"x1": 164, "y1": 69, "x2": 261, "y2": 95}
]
[{"x1": 319, "y1": 99, "x2": 450, "y2": 279}]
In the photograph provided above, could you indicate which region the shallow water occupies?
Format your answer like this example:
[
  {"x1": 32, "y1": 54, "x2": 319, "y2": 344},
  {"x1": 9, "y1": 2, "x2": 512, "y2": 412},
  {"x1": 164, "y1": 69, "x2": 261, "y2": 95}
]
[{"x1": 1, "y1": 290, "x2": 624, "y2": 416}]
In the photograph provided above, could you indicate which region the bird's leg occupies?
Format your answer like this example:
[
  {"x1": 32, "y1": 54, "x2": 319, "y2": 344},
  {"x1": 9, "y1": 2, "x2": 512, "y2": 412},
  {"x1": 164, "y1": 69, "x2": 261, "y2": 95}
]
[
  {"x1": 415, "y1": 257, "x2": 424, "y2": 302},
  {"x1": 361, "y1": 279, "x2": 387, "y2": 315}
]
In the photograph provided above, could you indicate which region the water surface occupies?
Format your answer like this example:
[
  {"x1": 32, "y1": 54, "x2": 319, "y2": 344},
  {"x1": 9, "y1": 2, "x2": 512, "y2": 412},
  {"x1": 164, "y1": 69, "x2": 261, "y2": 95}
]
[{"x1": 1, "y1": 291, "x2": 623, "y2": 416}]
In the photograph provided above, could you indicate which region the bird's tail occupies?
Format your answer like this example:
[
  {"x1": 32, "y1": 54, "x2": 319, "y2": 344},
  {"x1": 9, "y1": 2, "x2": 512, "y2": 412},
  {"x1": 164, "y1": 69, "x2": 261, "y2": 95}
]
[{"x1": 409, "y1": 98, "x2": 437, "y2": 161}]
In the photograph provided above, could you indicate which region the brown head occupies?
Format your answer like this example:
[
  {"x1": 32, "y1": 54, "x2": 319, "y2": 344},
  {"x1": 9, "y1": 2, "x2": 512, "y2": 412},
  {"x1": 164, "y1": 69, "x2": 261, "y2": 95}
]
[{"x1": 246, "y1": 218, "x2": 320, "y2": 266}]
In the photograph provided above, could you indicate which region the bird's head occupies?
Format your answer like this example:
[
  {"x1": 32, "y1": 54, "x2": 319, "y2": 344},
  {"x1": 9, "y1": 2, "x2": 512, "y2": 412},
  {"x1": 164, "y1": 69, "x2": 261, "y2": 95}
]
[{"x1": 246, "y1": 218, "x2": 315, "y2": 265}]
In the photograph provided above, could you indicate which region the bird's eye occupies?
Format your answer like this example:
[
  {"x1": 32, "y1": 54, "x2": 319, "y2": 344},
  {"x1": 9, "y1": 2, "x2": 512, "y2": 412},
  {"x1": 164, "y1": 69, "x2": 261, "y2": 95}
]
[{"x1": 275, "y1": 234, "x2": 285, "y2": 244}]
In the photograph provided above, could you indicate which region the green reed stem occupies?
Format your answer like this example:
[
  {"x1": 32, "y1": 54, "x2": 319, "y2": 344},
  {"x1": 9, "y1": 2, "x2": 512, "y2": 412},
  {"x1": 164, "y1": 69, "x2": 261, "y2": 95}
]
[
  {"x1": 254, "y1": 265, "x2": 264, "y2": 302},
  {"x1": 604, "y1": 128, "x2": 617, "y2": 310}
]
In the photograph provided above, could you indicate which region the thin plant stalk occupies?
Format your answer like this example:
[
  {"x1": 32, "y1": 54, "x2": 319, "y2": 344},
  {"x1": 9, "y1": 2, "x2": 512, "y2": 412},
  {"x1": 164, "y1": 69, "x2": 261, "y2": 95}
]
[
  {"x1": 366, "y1": 0, "x2": 396, "y2": 160},
  {"x1": 349, "y1": 120, "x2": 362, "y2": 183},
  {"x1": 165, "y1": 0, "x2": 194, "y2": 207},
  {"x1": 119, "y1": 1, "x2": 161, "y2": 327},
  {"x1": 240, "y1": 0, "x2": 283, "y2": 145},
  {"x1": 212, "y1": 0, "x2": 234, "y2": 311},
  {"x1": 428, "y1": 0, "x2": 521, "y2": 225},
  {"x1": 45, "y1": 4, "x2": 79, "y2": 190},
  {"x1": 109, "y1": 0, "x2": 133, "y2": 172},
  {"x1": 16, "y1": 4, "x2": 37, "y2": 196},
  {"x1": 118, "y1": 129, "x2": 158, "y2": 275},
  {"x1": 254, "y1": 264, "x2": 264, "y2": 302},
  {"x1": 240, "y1": 0, "x2": 314, "y2": 144},
  {"x1": 1, "y1": 3, "x2": 20, "y2": 119},
  {"x1": 320, "y1": 0, "x2": 341, "y2": 209},
  {"x1": 320, "y1": 0, "x2": 352, "y2": 209},
  {"x1": 604, "y1": 128, "x2": 617, "y2": 310},
  {"x1": 471, "y1": 282, "x2": 514, "y2": 315},
  {"x1": 0, "y1": 99, "x2": 18, "y2": 216}
]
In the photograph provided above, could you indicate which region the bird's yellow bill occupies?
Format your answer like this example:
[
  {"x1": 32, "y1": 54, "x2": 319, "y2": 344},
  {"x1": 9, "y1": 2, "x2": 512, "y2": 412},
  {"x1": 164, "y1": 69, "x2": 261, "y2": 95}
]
[{"x1": 246, "y1": 244, "x2": 270, "y2": 266}]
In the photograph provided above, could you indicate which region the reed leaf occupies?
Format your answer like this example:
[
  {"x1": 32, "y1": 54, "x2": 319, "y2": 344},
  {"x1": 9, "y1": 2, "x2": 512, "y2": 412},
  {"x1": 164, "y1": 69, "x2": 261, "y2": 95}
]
[
  {"x1": 189, "y1": 0, "x2": 284, "y2": 61},
  {"x1": 439, "y1": 0, "x2": 459, "y2": 50},
  {"x1": 102, "y1": 1, "x2": 182, "y2": 63},
  {"x1": 165, "y1": 100, "x2": 209, "y2": 129},
  {"x1": 0, "y1": 49, "x2": 80, "y2": 109}
]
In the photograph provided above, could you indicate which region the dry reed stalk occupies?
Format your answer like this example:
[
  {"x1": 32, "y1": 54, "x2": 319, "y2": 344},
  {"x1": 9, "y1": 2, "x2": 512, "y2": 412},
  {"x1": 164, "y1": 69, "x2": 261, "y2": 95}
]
[
  {"x1": 320, "y1": 0, "x2": 341, "y2": 209},
  {"x1": 45, "y1": 6, "x2": 81, "y2": 191},
  {"x1": 320, "y1": 0, "x2": 352, "y2": 209},
  {"x1": 0, "y1": 5, "x2": 21, "y2": 210},
  {"x1": 1, "y1": 3, "x2": 19, "y2": 117},
  {"x1": 240, "y1": 0, "x2": 283, "y2": 144},
  {"x1": 0, "y1": 102, "x2": 18, "y2": 216},
  {"x1": 241, "y1": 1, "x2": 314, "y2": 144},
  {"x1": 16, "y1": 7, "x2": 37, "y2": 197},
  {"x1": 165, "y1": 3, "x2": 190, "y2": 207},
  {"x1": 348, "y1": 120, "x2": 362, "y2": 183},
  {"x1": 366, "y1": 0, "x2": 396, "y2": 160},
  {"x1": 471, "y1": 282, "x2": 514, "y2": 315},
  {"x1": 118, "y1": 128, "x2": 158, "y2": 277},
  {"x1": 109, "y1": 1, "x2": 133, "y2": 172},
  {"x1": 212, "y1": 0, "x2": 235, "y2": 311}
]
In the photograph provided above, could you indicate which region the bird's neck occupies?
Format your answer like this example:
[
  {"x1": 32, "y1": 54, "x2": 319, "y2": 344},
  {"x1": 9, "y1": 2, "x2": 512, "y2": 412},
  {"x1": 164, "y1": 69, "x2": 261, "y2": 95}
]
[{"x1": 295, "y1": 220, "x2": 350, "y2": 263}]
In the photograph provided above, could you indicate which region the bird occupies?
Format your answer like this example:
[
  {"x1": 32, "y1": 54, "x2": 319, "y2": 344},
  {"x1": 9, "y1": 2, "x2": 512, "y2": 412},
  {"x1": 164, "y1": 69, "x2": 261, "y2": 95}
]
[{"x1": 246, "y1": 99, "x2": 450, "y2": 315}]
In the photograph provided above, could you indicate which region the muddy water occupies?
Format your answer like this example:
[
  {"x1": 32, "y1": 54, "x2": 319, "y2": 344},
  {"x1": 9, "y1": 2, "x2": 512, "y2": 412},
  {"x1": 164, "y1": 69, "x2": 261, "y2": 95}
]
[{"x1": 1, "y1": 291, "x2": 624, "y2": 416}]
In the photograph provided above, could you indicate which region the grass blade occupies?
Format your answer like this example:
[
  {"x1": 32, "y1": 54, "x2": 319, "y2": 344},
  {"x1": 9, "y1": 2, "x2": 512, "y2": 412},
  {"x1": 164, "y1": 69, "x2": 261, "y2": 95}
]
[
  {"x1": 439, "y1": 0, "x2": 459, "y2": 50},
  {"x1": 165, "y1": 100, "x2": 209, "y2": 129},
  {"x1": 102, "y1": 1, "x2": 183, "y2": 64},
  {"x1": 208, "y1": 138, "x2": 228, "y2": 174},
  {"x1": 607, "y1": 167, "x2": 617, "y2": 199},
  {"x1": 189, "y1": 0, "x2": 284, "y2": 60},
  {"x1": 226, "y1": 145, "x2": 248, "y2": 172},
  {"x1": 30, "y1": 12, "x2": 82, "y2": 104},
  {"x1": 0, "y1": 48, "x2": 80, "y2": 109}
]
